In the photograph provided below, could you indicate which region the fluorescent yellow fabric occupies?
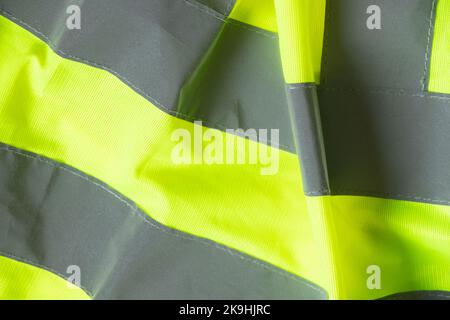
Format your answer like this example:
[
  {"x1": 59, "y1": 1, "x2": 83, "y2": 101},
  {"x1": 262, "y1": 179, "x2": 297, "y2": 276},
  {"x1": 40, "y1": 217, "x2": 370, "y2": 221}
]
[
  {"x1": 0, "y1": 256, "x2": 90, "y2": 300},
  {"x1": 229, "y1": 0, "x2": 278, "y2": 33},
  {"x1": 274, "y1": 0, "x2": 326, "y2": 84},
  {"x1": 429, "y1": 0, "x2": 450, "y2": 94},
  {"x1": 0, "y1": 15, "x2": 323, "y2": 288},
  {"x1": 307, "y1": 196, "x2": 450, "y2": 299}
]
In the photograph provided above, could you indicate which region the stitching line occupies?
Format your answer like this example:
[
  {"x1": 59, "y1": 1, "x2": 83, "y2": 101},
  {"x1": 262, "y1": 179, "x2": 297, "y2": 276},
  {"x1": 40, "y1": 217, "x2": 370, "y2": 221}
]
[
  {"x1": 287, "y1": 83, "x2": 317, "y2": 89},
  {"x1": 0, "y1": 146, "x2": 324, "y2": 295},
  {"x1": 306, "y1": 190, "x2": 331, "y2": 196},
  {"x1": 287, "y1": 84, "x2": 450, "y2": 101},
  {"x1": 319, "y1": 86, "x2": 450, "y2": 102},
  {"x1": 422, "y1": 0, "x2": 437, "y2": 92}
]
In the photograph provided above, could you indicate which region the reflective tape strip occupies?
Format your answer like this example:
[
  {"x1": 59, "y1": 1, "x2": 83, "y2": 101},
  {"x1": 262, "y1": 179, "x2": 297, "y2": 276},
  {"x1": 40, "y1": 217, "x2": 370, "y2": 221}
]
[
  {"x1": 0, "y1": 144, "x2": 327, "y2": 299},
  {"x1": 0, "y1": 0, "x2": 295, "y2": 152},
  {"x1": 274, "y1": 0, "x2": 326, "y2": 84}
]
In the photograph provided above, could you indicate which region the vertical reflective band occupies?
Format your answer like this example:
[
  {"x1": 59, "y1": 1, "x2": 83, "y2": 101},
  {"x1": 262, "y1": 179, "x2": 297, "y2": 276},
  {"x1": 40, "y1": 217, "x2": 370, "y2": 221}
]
[{"x1": 429, "y1": 0, "x2": 450, "y2": 94}]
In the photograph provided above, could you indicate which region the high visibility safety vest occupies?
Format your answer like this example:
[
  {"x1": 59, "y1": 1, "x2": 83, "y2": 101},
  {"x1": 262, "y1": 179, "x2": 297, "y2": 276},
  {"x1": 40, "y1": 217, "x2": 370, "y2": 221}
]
[{"x1": 0, "y1": 0, "x2": 449, "y2": 300}]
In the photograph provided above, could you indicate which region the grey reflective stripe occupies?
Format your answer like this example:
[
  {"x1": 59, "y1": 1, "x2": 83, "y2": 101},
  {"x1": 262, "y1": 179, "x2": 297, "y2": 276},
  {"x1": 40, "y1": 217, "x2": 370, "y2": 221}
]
[
  {"x1": 380, "y1": 291, "x2": 450, "y2": 300},
  {"x1": 286, "y1": 84, "x2": 330, "y2": 195},
  {"x1": 287, "y1": 85, "x2": 450, "y2": 205},
  {"x1": 0, "y1": 0, "x2": 295, "y2": 152},
  {"x1": 284, "y1": 0, "x2": 450, "y2": 203},
  {"x1": 0, "y1": 144, "x2": 327, "y2": 299},
  {"x1": 321, "y1": 0, "x2": 435, "y2": 92}
]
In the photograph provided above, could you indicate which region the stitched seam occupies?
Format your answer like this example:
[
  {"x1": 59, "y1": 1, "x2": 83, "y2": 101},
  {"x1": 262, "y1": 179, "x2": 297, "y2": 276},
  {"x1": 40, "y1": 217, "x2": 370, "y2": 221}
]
[
  {"x1": 0, "y1": 250, "x2": 94, "y2": 298},
  {"x1": 0, "y1": 9, "x2": 287, "y2": 153},
  {"x1": 389, "y1": 292, "x2": 450, "y2": 300},
  {"x1": 421, "y1": 0, "x2": 437, "y2": 92},
  {"x1": 0, "y1": 146, "x2": 324, "y2": 295},
  {"x1": 188, "y1": 0, "x2": 232, "y2": 16},
  {"x1": 319, "y1": 87, "x2": 450, "y2": 101},
  {"x1": 225, "y1": 0, "x2": 234, "y2": 16}
]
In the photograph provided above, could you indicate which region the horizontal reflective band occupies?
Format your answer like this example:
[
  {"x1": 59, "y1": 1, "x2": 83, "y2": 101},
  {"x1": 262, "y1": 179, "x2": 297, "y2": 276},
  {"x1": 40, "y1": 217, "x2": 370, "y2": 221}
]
[
  {"x1": 429, "y1": 0, "x2": 450, "y2": 94},
  {"x1": 0, "y1": 0, "x2": 295, "y2": 152},
  {"x1": 229, "y1": 0, "x2": 278, "y2": 32},
  {"x1": 0, "y1": 144, "x2": 326, "y2": 299},
  {"x1": 0, "y1": 14, "x2": 326, "y2": 292},
  {"x1": 380, "y1": 291, "x2": 450, "y2": 300},
  {"x1": 0, "y1": 255, "x2": 90, "y2": 300},
  {"x1": 286, "y1": 84, "x2": 329, "y2": 194},
  {"x1": 288, "y1": 85, "x2": 450, "y2": 204}
]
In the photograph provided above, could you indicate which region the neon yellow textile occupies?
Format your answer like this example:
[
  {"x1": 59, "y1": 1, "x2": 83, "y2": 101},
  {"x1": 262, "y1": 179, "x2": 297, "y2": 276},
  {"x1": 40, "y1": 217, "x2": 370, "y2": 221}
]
[
  {"x1": 429, "y1": 0, "x2": 450, "y2": 94},
  {"x1": 0, "y1": 256, "x2": 90, "y2": 300}
]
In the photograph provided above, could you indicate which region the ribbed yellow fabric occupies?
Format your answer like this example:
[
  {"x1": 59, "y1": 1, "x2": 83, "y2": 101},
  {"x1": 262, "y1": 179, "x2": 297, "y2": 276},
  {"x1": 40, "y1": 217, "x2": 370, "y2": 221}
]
[
  {"x1": 274, "y1": 0, "x2": 326, "y2": 84},
  {"x1": 1, "y1": 9, "x2": 450, "y2": 300},
  {"x1": 428, "y1": 0, "x2": 450, "y2": 94},
  {"x1": 229, "y1": 0, "x2": 278, "y2": 33},
  {"x1": 0, "y1": 256, "x2": 90, "y2": 300}
]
